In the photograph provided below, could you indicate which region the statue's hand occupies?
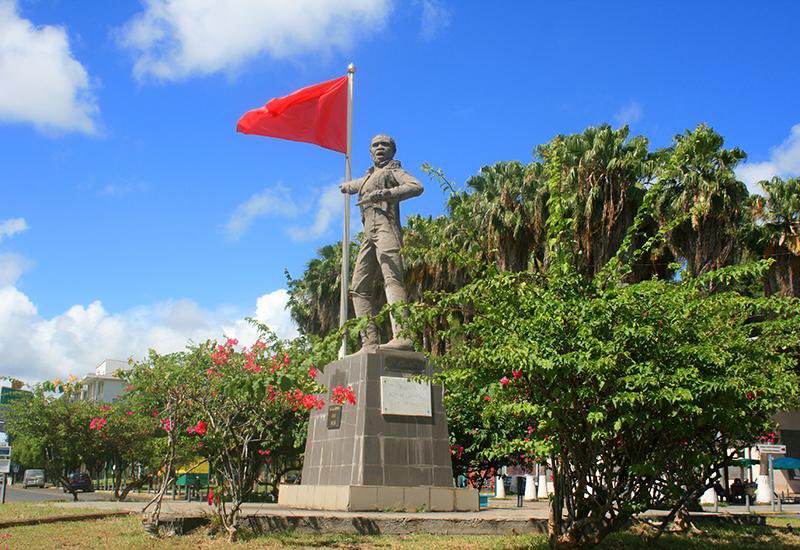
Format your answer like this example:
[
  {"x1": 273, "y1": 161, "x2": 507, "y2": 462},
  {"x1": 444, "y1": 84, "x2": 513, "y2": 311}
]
[{"x1": 365, "y1": 189, "x2": 390, "y2": 203}]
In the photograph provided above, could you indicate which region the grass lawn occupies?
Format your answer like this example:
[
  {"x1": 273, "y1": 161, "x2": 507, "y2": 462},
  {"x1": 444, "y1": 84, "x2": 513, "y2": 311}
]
[
  {"x1": 0, "y1": 514, "x2": 798, "y2": 549},
  {"x1": 0, "y1": 502, "x2": 106, "y2": 523}
]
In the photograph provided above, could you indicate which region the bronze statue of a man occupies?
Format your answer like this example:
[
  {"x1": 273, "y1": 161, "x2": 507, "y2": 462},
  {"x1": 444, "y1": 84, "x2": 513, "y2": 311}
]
[{"x1": 340, "y1": 135, "x2": 423, "y2": 352}]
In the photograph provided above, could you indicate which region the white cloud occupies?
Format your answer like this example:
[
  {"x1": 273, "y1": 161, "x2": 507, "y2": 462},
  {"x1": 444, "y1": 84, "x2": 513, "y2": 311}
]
[
  {"x1": 0, "y1": 218, "x2": 29, "y2": 241},
  {"x1": 118, "y1": 0, "x2": 390, "y2": 82},
  {"x1": 225, "y1": 183, "x2": 355, "y2": 242},
  {"x1": 0, "y1": 0, "x2": 98, "y2": 134},
  {"x1": 737, "y1": 123, "x2": 800, "y2": 194},
  {"x1": 98, "y1": 181, "x2": 150, "y2": 197},
  {"x1": 0, "y1": 253, "x2": 31, "y2": 286},
  {"x1": 0, "y1": 283, "x2": 297, "y2": 382},
  {"x1": 287, "y1": 184, "x2": 342, "y2": 241},
  {"x1": 418, "y1": 0, "x2": 451, "y2": 41},
  {"x1": 223, "y1": 185, "x2": 301, "y2": 241},
  {"x1": 614, "y1": 101, "x2": 642, "y2": 127}
]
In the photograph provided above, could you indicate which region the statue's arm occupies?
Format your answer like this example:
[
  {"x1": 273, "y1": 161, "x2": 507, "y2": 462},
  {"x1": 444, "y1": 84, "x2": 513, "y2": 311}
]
[
  {"x1": 340, "y1": 177, "x2": 365, "y2": 194},
  {"x1": 384, "y1": 169, "x2": 424, "y2": 201}
]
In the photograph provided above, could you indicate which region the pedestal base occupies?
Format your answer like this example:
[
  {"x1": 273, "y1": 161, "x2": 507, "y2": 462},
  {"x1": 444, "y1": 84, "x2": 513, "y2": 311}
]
[
  {"x1": 301, "y1": 349, "x2": 454, "y2": 488},
  {"x1": 278, "y1": 484, "x2": 479, "y2": 512}
]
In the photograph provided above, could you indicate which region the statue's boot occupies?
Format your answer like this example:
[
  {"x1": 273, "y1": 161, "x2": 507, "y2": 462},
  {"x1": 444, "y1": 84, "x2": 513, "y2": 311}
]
[
  {"x1": 358, "y1": 321, "x2": 380, "y2": 353},
  {"x1": 351, "y1": 291, "x2": 379, "y2": 353},
  {"x1": 381, "y1": 288, "x2": 414, "y2": 351}
]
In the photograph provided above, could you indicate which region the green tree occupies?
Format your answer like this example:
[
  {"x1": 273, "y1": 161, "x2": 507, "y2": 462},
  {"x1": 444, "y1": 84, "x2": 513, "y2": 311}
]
[
  {"x1": 125, "y1": 351, "x2": 197, "y2": 529},
  {"x1": 5, "y1": 380, "x2": 98, "y2": 501},
  {"x1": 403, "y1": 262, "x2": 799, "y2": 549},
  {"x1": 286, "y1": 240, "x2": 359, "y2": 337},
  {"x1": 545, "y1": 125, "x2": 671, "y2": 281},
  {"x1": 89, "y1": 399, "x2": 162, "y2": 501},
  {"x1": 748, "y1": 176, "x2": 800, "y2": 296},
  {"x1": 126, "y1": 324, "x2": 346, "y2": 541},
  {"x1": 654, "y1": 124, "x2": 749, "y2": 276}
]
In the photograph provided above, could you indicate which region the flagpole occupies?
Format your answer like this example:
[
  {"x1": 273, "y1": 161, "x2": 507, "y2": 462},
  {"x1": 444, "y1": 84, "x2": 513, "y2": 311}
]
[{"x1": 339, "y1": 63, "x2": 355, "y2": 359}]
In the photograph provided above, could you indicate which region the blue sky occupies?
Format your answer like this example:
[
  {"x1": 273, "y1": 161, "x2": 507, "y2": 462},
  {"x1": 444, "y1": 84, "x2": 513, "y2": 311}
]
[{"x1": 1, "y1": 0, "x2": 799, "y2": 380}]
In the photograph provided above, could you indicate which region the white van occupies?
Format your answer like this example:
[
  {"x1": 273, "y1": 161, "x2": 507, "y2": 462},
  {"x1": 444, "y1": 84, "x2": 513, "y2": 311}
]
[{"x1": 22, "y1": 469, "x2": 45, "y2": 488}]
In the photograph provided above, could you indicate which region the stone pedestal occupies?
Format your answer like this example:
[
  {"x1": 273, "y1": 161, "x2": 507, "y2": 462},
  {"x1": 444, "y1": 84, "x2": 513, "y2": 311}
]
[{"x1": 279, "y1": 348, "x2": 477, "y2": 511}]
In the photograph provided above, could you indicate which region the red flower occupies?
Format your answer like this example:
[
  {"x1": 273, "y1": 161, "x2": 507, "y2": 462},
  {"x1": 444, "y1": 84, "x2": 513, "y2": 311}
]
[
  {"x1": 226, "y1": 338, "x2": 238, "y2": 347},
  {"x1": 258, "y1": 449, "x2": 271, "y2": 456},
  {"x1": 207, "y1": 488, "x2": 214, "y2": 506},
  {"x1": 126, "y1": 410, "x2": 134, "y2": 416},
  {"x1": 746, "y1": 391, "x2": 755, "y2": 401},
  {"x1": 252, "y1": 340, "x2": 267, "y2": 351},
  {"x1": 194, "y1": 421, "x2": 207, "y2": 436},
  {"x1": 151, "y1": 409, "x2": 159, "y2": 417},
  {"x1": 161, "y1": 418, "x2": 173, "y2": 431},
  {"x1": 89, "y1": 417, "x2": 107, "y2": 431},
  {"x1": 484, "y1": 396, "x2": 492, "y2": 401},
  {"x1": 331, "y1": 385, "x2": 356, "y2": 405},
  {"x1": 99, "y1": 404, "x2": 111, "y2": 412},
  {"x1": 500, "y1": 377, "x2": 510, "y2": 386},
  {"x1": 309, "y1": 367, "x2": 318, "y2": 379},
  {"x1": 511, "y1": 370, "x2": 522, "y2": 380},
  {"x1": 527, "y1": 425, "x2": 535, "y2": 435}
]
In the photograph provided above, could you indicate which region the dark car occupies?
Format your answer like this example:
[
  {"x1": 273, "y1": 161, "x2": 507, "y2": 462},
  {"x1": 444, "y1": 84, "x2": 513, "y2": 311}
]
[{"x1": 63, "y1": 472, "x2": 94, "y2": 493}]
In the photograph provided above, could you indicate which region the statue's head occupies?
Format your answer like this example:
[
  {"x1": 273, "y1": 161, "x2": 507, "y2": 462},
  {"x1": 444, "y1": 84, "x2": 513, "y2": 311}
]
[{"x1": 370, "y1": 134, "x2": 396, "y2": 167}]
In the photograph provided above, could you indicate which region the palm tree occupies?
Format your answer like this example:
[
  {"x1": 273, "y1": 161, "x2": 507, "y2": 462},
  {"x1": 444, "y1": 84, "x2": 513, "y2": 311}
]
[
  {"x1": 749, "y1": 177, "x2": 800, "y2": 296},
  {"x1": 537, "y1": 124, "x2": 668, "y2": 280},
  {"x1": 286, "y1": 239, "x2": 358, "y2": 337},
  {"x1": 654, "y1": 124, "x2": 749, "y2": 277},
  {"x1": 462, "y1": 161, "x2": 549, "y2": 273}
]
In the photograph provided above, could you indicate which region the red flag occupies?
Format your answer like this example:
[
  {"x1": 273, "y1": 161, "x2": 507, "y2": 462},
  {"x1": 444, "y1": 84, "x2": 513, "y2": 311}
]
[{"x1": 237, "y1": 75, "x2": 348, "y2": 153}]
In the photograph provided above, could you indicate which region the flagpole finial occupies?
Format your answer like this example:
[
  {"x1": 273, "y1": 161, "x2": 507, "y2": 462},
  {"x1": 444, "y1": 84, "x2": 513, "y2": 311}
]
[{"x1": 348, "y1": 63, "x2": 356, "y2": 73}]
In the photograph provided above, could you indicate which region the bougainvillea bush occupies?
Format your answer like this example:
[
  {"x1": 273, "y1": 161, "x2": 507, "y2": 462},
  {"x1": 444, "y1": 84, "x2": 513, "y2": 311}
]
[{"x1": 126, "y1": 323, "x2": 350, "y2": 540}]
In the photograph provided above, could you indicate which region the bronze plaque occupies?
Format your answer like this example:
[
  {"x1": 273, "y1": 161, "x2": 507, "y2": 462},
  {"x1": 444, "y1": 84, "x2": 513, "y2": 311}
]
[
  {"x1": 327, "y1": 405, "x2": 342, "y2": 430},
  {"x1": 384, "y1": 355, "x2": 426, "y2": 373}
]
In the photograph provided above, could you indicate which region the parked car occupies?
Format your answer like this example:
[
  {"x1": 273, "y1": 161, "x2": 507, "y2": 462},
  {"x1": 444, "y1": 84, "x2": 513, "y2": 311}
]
[
  {"x1": 22, "y1": 469, "x2": 45, "y2": 488},
  {"x1": 63, "y1": 472, "x2": 94, "y2": 493}
]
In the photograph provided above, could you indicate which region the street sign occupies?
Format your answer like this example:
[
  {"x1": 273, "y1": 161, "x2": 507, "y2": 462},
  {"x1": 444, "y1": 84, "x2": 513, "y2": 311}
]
[
  {"x1": 757, "y1": 444, "x2": 786, "y2": 454},
  {"x1": 0, "y1": 460, "x2": 10, "y2": 474}
]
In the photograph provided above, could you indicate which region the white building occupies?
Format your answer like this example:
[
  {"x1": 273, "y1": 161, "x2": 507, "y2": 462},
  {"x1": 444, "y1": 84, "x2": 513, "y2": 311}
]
[{"x1": 79, "y1": 359, "x2": 130, "y2": 402}]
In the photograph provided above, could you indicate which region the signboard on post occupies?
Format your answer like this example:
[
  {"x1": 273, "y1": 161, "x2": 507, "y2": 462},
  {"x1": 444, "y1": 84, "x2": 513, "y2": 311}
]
[
  {"x1": 757, "y1": 444, "x2": 786, "y2": 454},
  {"x1": 0, "y1": 460, "x2": 10, "y2": 474}
]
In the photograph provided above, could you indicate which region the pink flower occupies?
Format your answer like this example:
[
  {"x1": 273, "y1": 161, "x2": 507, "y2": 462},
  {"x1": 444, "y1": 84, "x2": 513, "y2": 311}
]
[
  {"x1": 512, "y1": 370, "x2": 522, "y2": 380},
  {"x1": 283, "y1": 354, "x2": 290, "y2": 366},
  {"x1": 89, "y1": 417, "x2": 107, "y2": 431},
  {"x1": 484, "y1": 396, "x2": 492, "y2": 402},
  {"x1": 309, "y1": 367, "x2": 318, "y2": 379},
  {"x1": 527, "y1": 425, "x2": 535, "y2": 435},
  {"x1": 99, "y1": 404, "x2": 111, "y2": 412},
  {"x1": 126, "y1": 410, "x2": 134, "y2": 416},
  {"x1": 258, "y1": 449, "x2": 271, "y2": 456},
  {"x1": 161, "y1": 418, "x2": 172, "y2": 432},
  {"x1": 500, "y1": 377, "x2": 510, "y2": 386},
  {"x1": 226, "y1": 338, "x2": 238, "y2": 347}
]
